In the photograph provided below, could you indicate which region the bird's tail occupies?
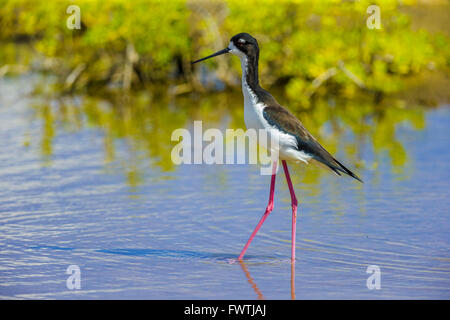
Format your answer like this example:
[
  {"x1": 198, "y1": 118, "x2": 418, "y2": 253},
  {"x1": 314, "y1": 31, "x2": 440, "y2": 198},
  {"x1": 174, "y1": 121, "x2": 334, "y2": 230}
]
[
  {"x1": 329, "y1": 158, "x2": 363, "y2": 183},
  {"x1": 312, "y1": 153, "x2": 363, "y2": 183}
]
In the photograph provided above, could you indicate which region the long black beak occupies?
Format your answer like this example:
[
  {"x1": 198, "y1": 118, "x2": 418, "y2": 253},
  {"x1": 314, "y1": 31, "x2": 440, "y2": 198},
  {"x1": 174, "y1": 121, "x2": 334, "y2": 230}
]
[{"x1": 191, "y1": 47, "x2": 230, "y2": 64}]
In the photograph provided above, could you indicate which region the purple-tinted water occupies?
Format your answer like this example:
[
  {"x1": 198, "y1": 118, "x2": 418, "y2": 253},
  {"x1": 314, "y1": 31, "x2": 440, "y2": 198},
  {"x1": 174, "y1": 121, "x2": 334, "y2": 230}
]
[{"x1": 0, "y1": 76, "x2": 449, "y2": 299}]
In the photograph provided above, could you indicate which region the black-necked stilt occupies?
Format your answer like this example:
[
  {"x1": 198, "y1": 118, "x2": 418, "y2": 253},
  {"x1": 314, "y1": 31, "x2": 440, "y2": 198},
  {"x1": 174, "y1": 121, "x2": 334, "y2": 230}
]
[{"x1": 193, "y1": 33, "x2": 362, "y2": 261}]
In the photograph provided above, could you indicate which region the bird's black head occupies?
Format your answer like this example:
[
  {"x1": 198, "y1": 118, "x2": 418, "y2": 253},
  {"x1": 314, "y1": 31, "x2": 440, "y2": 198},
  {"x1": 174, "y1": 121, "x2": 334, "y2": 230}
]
[
  {"x1": 192, "y1": 32, "x2": 259, "y2": 64},
  {"x1": 229, "y1": 33, "x2": 259, "y2": 58}
]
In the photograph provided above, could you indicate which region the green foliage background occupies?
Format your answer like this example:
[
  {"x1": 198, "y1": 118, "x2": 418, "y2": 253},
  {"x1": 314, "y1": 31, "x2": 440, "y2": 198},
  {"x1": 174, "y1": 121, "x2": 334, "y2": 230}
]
[
  {"x1": 1, "y1": 0, "x2": 448, "y2": 183},
  {"x1": 0, "y1": 0, "x2": 448, "y2": 105}
]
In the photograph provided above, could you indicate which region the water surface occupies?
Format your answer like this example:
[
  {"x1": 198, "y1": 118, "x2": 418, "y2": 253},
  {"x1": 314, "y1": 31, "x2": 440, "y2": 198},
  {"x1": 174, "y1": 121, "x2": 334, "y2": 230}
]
[{"x1": 0, "y1": 75, "x2": 449, "y2": 299}]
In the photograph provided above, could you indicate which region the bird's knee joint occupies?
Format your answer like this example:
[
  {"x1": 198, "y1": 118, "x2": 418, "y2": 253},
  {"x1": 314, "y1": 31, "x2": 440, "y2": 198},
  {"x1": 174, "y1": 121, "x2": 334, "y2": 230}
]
[{"x1": 265, "y1": 204, "x2": 274, "y2": 213}]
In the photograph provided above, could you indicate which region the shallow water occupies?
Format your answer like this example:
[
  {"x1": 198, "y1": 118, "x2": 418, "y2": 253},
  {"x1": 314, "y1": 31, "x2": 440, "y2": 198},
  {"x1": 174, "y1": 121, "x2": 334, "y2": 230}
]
[{"x1": 0, "y1": 75, "x2": 449, "y2": 299}]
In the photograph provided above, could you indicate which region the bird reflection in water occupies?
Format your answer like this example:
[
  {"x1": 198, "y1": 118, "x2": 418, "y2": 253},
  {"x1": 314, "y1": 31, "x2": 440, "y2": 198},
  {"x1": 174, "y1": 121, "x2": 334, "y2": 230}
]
[{"x1": 238, "y1": 260, "x2": 296, "y2": 300}]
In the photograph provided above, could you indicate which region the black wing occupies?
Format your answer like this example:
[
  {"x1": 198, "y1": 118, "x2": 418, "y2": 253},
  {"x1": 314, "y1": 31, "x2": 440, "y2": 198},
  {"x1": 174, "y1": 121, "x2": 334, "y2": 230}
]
[{"x1": 262, "y1": 101, "x2": 363, "y2": 183}]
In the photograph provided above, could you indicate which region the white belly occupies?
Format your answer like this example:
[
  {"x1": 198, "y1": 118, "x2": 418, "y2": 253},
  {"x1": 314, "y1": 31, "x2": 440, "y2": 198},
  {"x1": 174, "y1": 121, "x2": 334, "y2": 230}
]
[{"x1": 241, "y1": 83, "x2": 312, "y2": 163}]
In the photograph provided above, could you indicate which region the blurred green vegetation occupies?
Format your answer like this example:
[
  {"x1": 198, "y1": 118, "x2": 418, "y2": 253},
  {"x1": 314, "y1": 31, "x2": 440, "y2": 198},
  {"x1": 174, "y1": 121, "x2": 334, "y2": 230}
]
[
  {"x1": 29, "y1": 80, "x2": 425, "y2": 188},
  {"x1": 0, "y1": 0, "x2": 447, "y2": 188},
  {"x1": 0, "y1": 0, "x2": 448, "y2": 106}
]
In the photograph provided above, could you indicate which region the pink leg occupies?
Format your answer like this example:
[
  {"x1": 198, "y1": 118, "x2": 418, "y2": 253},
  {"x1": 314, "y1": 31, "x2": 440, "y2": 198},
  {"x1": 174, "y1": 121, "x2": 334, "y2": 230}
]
[
  {"x1": 282, "y1": 160, "x2": 298, "y2": 262},
  {"x1": 237, "y1": 161, "x2": 277, "y2": 260}
]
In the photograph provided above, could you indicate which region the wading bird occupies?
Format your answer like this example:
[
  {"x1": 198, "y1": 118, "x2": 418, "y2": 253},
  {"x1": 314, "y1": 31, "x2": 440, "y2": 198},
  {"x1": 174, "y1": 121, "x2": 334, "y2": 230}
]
[{"x1": 192, "y1": 33, "x2": 362, "y2": 261}]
